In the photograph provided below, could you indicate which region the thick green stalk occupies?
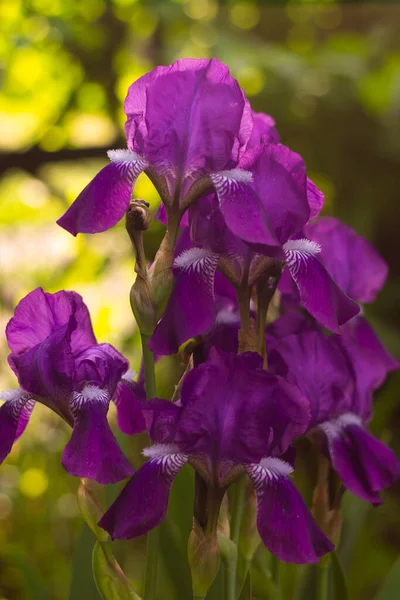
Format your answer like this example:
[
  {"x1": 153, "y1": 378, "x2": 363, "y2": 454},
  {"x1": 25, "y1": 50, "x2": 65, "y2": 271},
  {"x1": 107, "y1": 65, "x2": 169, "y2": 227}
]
[
  {"x1": 316, "y1": 557, "x2": 329, "y2": 600},
  {"x1": 141, "y1": 334, "x2": 157, "y2": 398},
  {"x1": 143, "y1": 526, "x2": 160, "y2": 600},
  {"x1": 140, "y1": 334, "x2": 159, "y2": 600},
  {"x1": 270, "y1": 554, "x2": 281, "y2": 600},
  {"x1": 226, "y1": 476, "x2": 246, "y2": 600}
]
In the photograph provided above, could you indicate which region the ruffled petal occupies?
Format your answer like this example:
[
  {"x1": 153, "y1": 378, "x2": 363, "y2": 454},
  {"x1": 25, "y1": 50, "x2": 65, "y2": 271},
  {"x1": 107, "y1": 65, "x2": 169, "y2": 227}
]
[
  {"x1": 57, "y1": 150, "x2": 147, "y2": 235},
  {"x1": 175, "y1": 350, "x2": 310, "y2": 465},
  {"x1": 6, "y1": 288, "x2": 96, "y2": 356},
  {"x1": 247, "y1": 457, "x2": 334, "y2": 563},
  {"x1": 307, "y1": 178, "x2": 324, "y2": 220},
  {"x1": 125, "y1": 58, "x2": 249, "y2": 201},
  {"x1": 268, "y1": 328, "x2": 354, "y2": 426},
  {"x1": 99, "y1": 445, "x2": 187, "y2": 539},
  {"x1": 321, "y1": 414, "x2": 400, "y2": 504},
  {"x1": 0, "y1": 389, "x2": 35, "y2": 463},
  {"x1": 141, "y1": 399, "x2": 181, "y2": 444},
  {"x1": 74, "y1": 342, "x2": 129, "y2": 395},
  {"x1": 336, "y1": 317, "x2": 398, "y2": 420},
  {"x1": 149, "y1": 248, "x2": 220, "y2": 355},
  {"x1": 210, "y1": 169, "x2": 279, "y2": 251},
  {"x1": 240, "y1": 143, "x2": 310, "y2": 246},
  {"x1": 305, "y1": 217, "x2": 388, "y2": 303},
  {"x1": 62, "y1": 387, "x2": 134, "y2": 484},
  {"x1": 113, "y1": 375, "x2": 146, "y2": 436},
  {"x1": 248, "y1": 111, "x2": 280, "y2": 147},
  {"x1": 283, "y1": 239, "x2": 359, "y2": 332},
  {"x1": 9, "y1": 319, "x2": 75, "y2": 399}
]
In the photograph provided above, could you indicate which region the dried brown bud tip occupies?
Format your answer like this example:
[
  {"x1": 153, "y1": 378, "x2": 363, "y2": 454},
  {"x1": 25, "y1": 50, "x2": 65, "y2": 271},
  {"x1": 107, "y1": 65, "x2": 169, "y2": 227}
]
[{"x1": 126, "y1": 199, "x2": 151, "y2": 233}]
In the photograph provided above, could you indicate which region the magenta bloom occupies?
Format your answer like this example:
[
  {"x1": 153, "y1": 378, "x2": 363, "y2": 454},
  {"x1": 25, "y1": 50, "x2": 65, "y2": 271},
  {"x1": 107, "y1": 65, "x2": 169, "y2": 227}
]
[
  {"x1": 57, "y1": 58, "x2": 251, "y2": 236},
  {"x1": 100, "y1": 350, "x2": 333, "y2": 564},
  {"x1": 149, "y1": 188, "x2": 358, "y2": 355},
  {"x1": 305, "y1": 216, "x2": 388, "y2": 304},
  {"x1": 268, "y1": 315, "x2": 399, "y2": 504},
  {"x1": 0, "y1": 288, "x2": 142, "y2": 484}
]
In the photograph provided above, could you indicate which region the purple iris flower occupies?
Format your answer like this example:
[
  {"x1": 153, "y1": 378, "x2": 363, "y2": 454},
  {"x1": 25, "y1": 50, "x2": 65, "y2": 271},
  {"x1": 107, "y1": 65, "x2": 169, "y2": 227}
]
[
  {"x1": 149, "y1": 153, "x2": 358, "y2": 355},
  {"x1": 0, "y1": 288, "x2": 143, "y2": 483},
  {"x1": 267, "y1": 314, "x2": 399, "y2": 505},
  {"x1": 148, "y1": 217, "x2": 240, "y2": 355},
  {"x1": 208, "y1": 112, "x2": 358, "y2": 332},
  {"x1": 57, "y1": 58, "x2": 252, "y2": 236},
  {"x1": 99, "y1": 349, "x2": 333, "y2": 564}
]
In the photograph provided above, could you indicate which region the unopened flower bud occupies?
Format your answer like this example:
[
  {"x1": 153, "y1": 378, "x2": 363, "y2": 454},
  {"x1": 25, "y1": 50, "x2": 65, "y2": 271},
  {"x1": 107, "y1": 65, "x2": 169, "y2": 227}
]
[
  {"x1": 126, "y1": 199, "x2": 151, "y2": 236},
  {"x1": 129, "y1": 277, "x2": 156, "y2": 337},
  {"x1": 148, "y1": 211, "x2": 181, "y2": 319},
  {"x1": 125, "y1": 200, "x2": 157, "y2": 336},
  {"x1": 93, "y1": 541, "x2": 141, "y2": 600},
  {"x1": 78, "y1": 478, "x2": 109, "y2": 542},
  {"x1": 188, "y1": 518, "x2": 220, "y2": 599}
]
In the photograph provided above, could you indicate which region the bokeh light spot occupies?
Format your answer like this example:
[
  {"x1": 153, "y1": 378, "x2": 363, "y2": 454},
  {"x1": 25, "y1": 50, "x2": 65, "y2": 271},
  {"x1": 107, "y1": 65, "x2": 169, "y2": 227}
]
[
  {"x1": 184, "y1": 0, "x2": 218, "y2": 22},
  {"x1": 236, "y1": 66, "x2": 265, "y2": 97},
  {"x1": 19, "y1": 468, "x2": 49, "y2": 498},
  {"x1": 230, "y1": 2, "x2": 260, "y2": 30}
]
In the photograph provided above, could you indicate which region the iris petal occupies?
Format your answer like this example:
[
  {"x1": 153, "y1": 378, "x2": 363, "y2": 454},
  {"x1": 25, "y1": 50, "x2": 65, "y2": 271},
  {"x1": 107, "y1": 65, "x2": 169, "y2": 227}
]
[
  {"x1": 57, "y1": 151, "x2": 147, "y2": 235},
  {"x1": 99, "y1": 447, "x2": 187, "y2": 538},
  {"x1": 247, "y1": 457, "x2": 333, "y2": 564}
]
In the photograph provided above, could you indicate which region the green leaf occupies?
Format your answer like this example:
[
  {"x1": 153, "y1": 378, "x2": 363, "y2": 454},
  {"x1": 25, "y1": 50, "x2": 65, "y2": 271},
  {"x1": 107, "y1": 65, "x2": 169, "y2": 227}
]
[
  {"x1": 238, "y1": 572, "x2": 252, "y2": 600},
  {"x1": 374, "y1": 556, "x2": 400, "y2": 600},
  {"x1": 330, "y1": 550, "x2": 350, "y2": 600},
  {"x1": 92, "y1": 541, "x2": 140, "y2": 600},
  {"x1": 69, "y1": 525, "x2": 102, "y2": 600}
]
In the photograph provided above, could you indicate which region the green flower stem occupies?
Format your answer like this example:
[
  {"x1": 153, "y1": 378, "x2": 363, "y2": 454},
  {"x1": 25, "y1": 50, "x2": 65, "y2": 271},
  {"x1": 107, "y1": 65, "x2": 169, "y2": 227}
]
[
  {"x1": 270, "y1": 554, "x2": 281, "y2": 600},
  {"x1": 141, "y1": 334, "x2": 157, "y2": 398},
  {"x1": 316, "y1": 556, "x2": 329, "y2": 600},
  {"x1": 140, "y1": 333, "x2": 159, "y2": 600},
  {"x1": 226, "y1": 476, "x2": 246, "y2": 600},
  {"x1": 143, "y1": 526, "x2": 160, "y2": 600},
  {"x1": 77, "y1": 479, "x2": 141, "y2": 600}
]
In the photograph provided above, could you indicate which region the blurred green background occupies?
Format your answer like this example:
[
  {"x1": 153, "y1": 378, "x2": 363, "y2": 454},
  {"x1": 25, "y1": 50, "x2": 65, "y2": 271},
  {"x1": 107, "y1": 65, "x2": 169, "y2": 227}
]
[{"x1": 1, "y1": 1, "x2": 400, "y2": 599}]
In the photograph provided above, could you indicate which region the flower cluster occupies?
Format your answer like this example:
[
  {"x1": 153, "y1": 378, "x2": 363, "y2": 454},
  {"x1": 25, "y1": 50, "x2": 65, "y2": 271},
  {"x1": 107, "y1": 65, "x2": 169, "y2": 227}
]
[{"x1": 1, "y1": 58, "x2": 398, "y2": 586}]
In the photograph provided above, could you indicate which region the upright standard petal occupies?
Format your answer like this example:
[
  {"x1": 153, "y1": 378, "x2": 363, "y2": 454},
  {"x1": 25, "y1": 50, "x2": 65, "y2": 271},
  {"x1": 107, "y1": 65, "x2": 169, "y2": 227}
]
[
  {"x1": 305, "y1": 217, "x2": 388, "y2": 303},
  {"x1": 321, "y1": 414, "x2": 400, "y2": 504},
  {"x1": 6, "y1": 288, "x2": 96, "y2": 356},
  {"x1": 268, "y1": 328, "x2": 354, "y2": 425},
  {"x1": 62, "y1": 387, "x2": 134, "y2": 484},
  {"x1": 175, "y1": 350, "x2": 310, "y2": 466},
  {"x1": 283, "y1": 238, "x2": 360, "y2": 332},
  {"x1": 247, "y1": 457, "x2": 333, "y2": 563},
  {"x1": 74, "y1": 342, "x2": 128, "y2": 395},
  {"x1": 9, "y1": 319, "x2": 75, "y2": 400},
  {"x1": 124, "y1": 58, "x2": 251, "y2": 201},
  {"x1": 113, "y1": 373, "x2": 146, "y2": 436},
  {"x1": 99, "y1": 445, "x2": 187, "y2": 539},
  {"x1": 244, "y1": 143, "x2": 310, "y2": 246},
  {"x1": 0, "y1": 389, "x2": 35, "y2": 464},
  {"x1": 57, "y1": 150, "x2": 148, "y2": 235},
  {"x1": 306, "y1": 178, "x2": 324, "y2": 220},
  {"x1": 141, "y1": 399, "x2": 181, "y2": 444},
  {"x1": 335, "y1": 317, "x2": 398, "y2": 420},
  {"x1": 149, "y1": 248, "x2": 220, "y2": 355},
  {"x1": 248, "y1": 111, "x2": 280, "y2": 147}
]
